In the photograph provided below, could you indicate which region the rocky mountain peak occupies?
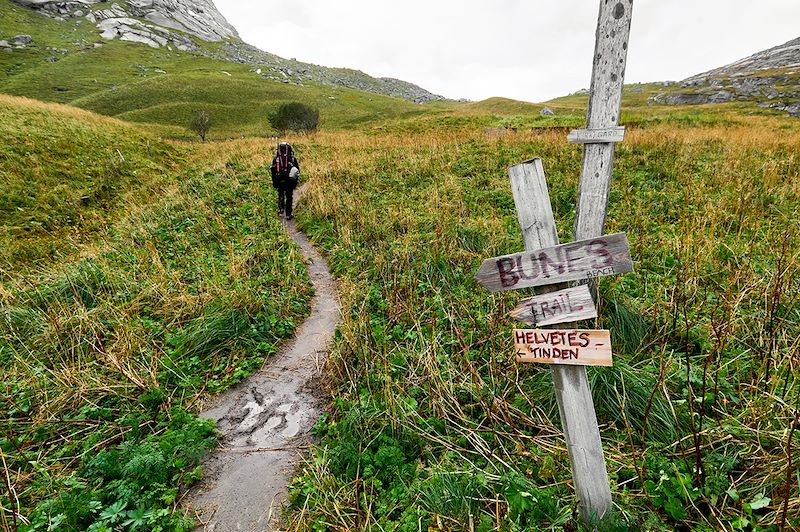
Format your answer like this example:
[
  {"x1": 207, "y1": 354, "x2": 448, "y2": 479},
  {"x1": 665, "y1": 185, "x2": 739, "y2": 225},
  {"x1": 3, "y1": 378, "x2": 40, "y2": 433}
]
[
  {"x1": 8, "y1": 0, "x2": 446, "y2": 103},
  {"x1": 11, "y1": 0, "x2": 238, "y2": 49},
  {"x1": 651, "y1": 36, "x2": 800, "y2": 117},
  {"x1": 684, "y1": 37, "x2": 800, "y2": 84}
]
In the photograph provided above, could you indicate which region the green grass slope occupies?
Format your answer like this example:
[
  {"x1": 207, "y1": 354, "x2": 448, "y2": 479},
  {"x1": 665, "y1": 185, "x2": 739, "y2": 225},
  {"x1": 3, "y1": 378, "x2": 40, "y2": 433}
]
[
  {"x1": 0, "y1": 94, "x2": 183, "y2": 274},
  {"x1": 0, "y1": 95, "x2": 313, "y2": 530}
]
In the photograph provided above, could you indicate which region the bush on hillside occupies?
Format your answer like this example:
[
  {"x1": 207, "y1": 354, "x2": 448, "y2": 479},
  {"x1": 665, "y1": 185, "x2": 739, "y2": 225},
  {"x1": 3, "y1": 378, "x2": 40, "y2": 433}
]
[
  {"x1": 269, "y1": 102, "x2": 319, "y2": 133},
  {"x1": 189, "y1": 109, "x2": 211, "y2": 141}
]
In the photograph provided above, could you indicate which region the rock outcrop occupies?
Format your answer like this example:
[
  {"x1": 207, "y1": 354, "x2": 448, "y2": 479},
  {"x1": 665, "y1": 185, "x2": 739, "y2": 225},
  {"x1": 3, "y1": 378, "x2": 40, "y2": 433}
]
[
  {"x1": 11, "y1": 0, "x2": 238, "y2": 45},
  {"x1": 651, "y1": 37, "x2": 800, "y2": 117}
]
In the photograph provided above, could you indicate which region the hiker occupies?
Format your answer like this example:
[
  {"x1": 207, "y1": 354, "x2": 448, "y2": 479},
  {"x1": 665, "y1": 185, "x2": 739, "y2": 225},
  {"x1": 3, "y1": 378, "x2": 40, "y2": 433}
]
[{"x1": 270, "y1": 141, "x2": 300, "y2": 219}]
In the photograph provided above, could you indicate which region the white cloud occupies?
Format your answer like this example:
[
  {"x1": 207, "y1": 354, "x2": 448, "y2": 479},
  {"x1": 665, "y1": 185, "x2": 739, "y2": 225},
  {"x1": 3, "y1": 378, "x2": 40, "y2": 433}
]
[{"x1": 215, "y1": 0, "x2": 800, "y2": 102}]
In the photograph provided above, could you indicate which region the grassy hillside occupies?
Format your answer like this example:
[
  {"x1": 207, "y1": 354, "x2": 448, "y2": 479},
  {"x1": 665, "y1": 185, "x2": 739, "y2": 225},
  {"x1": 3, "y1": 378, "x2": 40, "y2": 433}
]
[
  {"x1": 2, "y1": 95, "x2": 799, "y2": 530},
  {"x1": 0, "y1": 96, "x2": 313, "y2": 530},
  {"x1": 0, "y1": 0, "x2": 436, "y2": 139},
  {"x1": 3, "y1": 2, "x2": 800, "y2": 528}
]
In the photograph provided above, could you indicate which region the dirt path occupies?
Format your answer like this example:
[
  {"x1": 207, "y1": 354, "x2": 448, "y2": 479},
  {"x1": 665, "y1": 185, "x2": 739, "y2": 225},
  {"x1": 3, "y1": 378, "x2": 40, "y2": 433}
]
[{"x1": 186, "y1": 218, "x2": 339, "y2": 531}]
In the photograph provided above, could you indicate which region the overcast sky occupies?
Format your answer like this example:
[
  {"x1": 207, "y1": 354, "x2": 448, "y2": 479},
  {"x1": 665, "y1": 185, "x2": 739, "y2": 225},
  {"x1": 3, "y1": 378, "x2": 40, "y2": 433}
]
[{"x1": 213, "y1": 1, "x2": 800, "y2": 103}]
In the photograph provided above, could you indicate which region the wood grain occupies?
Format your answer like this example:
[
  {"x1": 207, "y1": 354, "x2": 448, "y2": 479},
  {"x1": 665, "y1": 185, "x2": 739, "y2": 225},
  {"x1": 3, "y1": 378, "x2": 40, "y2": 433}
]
[
  {"x1": 513, "y1": 329, "x2": 612, "y2": 366},
  {"x1": 474, "y1": 232, "x2": 633, "y2": 292},
  {"x1": 564, "y1": 0, "x2": 634, "y2": 522},
  {"x1": 568, "y1": 126, "x2": 626, "y2": 144},
  {"x1": 510, "y1": 285, "x2": 597, "y2": 327}
]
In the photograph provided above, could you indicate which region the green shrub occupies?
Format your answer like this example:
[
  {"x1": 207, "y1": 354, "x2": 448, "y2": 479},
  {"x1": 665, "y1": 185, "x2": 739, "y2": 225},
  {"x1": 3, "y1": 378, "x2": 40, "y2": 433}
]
[{"x1": 269, "y1": 102, "x2": 319, "y2": 133}]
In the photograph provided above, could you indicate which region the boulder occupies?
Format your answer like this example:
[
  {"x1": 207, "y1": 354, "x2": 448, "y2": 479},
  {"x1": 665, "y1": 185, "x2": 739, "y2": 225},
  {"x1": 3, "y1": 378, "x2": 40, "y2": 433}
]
[{"x1": 11, "y1": 35, "x2": 33, "y2": 45}]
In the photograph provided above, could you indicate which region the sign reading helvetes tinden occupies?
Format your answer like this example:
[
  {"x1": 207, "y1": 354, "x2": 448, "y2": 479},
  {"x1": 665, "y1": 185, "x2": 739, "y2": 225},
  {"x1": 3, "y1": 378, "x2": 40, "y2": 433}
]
[
  {"x1": 474, "y1": 232, "x2": 633, "y2": 292},
  {"x1": 513, "y1": 329, "x2": 612, "y2": 366}
]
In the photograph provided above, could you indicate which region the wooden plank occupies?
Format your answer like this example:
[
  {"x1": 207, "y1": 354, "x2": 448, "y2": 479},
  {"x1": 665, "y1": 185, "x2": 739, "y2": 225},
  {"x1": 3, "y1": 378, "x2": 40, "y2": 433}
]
[
  {"x1": 563, "y1": 0, "x2": 635, "y2": 523},
  {"x1": 568, "y1": 126, "x2": 625, "y2": 144},
  {"x1": 509, "y1": 159, "x2": 559, "y2": 252},
  {"x1": 514, "y1": 329, "x2": 612, "y2": 366},
  {"x1": 574, "y1": 0, "x2": 635, "y2": 241},
  {"x1": 474, "y1": 232, "x2": 632, "y2": 292},
  {"x1": 510, "y1": 285, "x2": 597, "y2": 327}
]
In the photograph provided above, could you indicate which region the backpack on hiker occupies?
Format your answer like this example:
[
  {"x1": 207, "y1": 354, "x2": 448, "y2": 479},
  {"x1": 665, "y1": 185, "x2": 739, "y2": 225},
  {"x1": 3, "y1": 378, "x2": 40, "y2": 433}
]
[{"x1": 270, "y1": 142, "x2": 300, "y2": 188}]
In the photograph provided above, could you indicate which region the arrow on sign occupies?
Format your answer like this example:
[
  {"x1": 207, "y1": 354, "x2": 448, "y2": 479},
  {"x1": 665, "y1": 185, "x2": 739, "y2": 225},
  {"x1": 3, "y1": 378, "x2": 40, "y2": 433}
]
[
  {"x1": 474, "y1": 232, "x2": 633, "y2": 293},
  {"x1": 513, "y1": 329, "x2": 612, "y2": 366}
]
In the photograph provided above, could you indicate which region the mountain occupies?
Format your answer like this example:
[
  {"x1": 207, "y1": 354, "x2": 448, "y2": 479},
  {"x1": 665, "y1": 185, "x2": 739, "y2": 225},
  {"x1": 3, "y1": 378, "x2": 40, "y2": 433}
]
[
  {"x1": 651, "y1": 37, "x2": 800, "y2": 116},
  {"x1": 4, "y1": 0, "x2": 446, "y2": 103}
]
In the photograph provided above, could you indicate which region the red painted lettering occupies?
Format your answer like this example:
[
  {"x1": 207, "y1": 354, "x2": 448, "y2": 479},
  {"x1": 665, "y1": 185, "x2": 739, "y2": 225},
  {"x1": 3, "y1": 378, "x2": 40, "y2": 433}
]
[
  {"x1": 587, "y1": 239, "x2": 613, "y2": 269},
  {"x1": 497, "y1": 258, "x2": 519, "y2": 288},
  {"x1": 517, "y1": 255, "x2": 539, "y2": 280},
  {"x1": 538, "y1": 251, "x2": 566, "y2": 278},
  {"x1": 578, "y1": 332, "x2": 590, "y2": 348},
  {"x1": 565, "y1": 292, "x2": 584, "y2": 312},
  {"x1": 565, "y1": 244, "x2": 583, "y2": 273}
]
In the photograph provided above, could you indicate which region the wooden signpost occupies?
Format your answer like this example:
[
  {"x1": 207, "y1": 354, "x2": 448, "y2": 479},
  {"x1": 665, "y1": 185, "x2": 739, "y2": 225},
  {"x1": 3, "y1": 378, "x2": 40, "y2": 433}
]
[
  {"x1": 473, "y1": 0, "x2": 635, "y2": 525},
  {"x1": 567, "y1": 126, "x2": 626, "y2": 144}
]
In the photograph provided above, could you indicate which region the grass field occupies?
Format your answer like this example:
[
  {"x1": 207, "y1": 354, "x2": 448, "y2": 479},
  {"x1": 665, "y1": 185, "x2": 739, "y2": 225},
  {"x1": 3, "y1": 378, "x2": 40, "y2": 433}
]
[
  {"x1": 271, "y1": 114, "x2": 799, "y2": 531},
  {"x1": 2, "y1": 93, "x2": 799, "y2": 531},
  {"x1": 2, "y1": 1, "x2": 800, "y2": 528}
]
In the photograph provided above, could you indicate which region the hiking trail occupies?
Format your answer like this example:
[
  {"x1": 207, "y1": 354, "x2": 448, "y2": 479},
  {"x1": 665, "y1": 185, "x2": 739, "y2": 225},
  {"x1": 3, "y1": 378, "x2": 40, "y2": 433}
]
[{"x1": 186, "y1": 214, "x2": 340, "y2": 531}]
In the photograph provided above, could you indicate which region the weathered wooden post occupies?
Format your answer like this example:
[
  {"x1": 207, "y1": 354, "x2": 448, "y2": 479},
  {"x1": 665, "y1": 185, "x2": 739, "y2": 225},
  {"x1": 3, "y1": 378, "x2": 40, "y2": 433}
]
[
  {"x1": 474, "y1": 0, "x2": 635, "y2": 525},
  {"x1": 510, "y1": 160, "x2": 615, "y2": 524},
  {"x1": 555, "y1": 0, "x2": 635, "y2": 522},
  {"x1": 557, "y1": 0, "x2": 635, "y2": 522},
  {"x1": 573, "y1": 0, "x2": 634, "y2": 241}
]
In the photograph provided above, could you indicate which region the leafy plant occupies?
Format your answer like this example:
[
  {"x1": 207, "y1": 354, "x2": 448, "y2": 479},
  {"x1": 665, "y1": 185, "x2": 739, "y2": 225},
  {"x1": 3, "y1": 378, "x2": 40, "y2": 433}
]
[{"x1": 269, "y1": 102, "x2": 319, "y2": 133}]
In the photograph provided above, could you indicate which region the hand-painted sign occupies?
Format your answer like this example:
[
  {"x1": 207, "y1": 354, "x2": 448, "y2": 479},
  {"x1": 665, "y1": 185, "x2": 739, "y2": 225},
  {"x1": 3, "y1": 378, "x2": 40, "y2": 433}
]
[
  {"x1": 513, "y1": 329, "x2": 612, "y2": 366},
  {"x1": 510, "y1": 285, "x2": 597, "y2": 327},
  {"x1": 474, "y1": 232, "x2": 633, "y2": 292},
  {"x1": 567, "y1": 126, "x2": 626, "y2": 144}
]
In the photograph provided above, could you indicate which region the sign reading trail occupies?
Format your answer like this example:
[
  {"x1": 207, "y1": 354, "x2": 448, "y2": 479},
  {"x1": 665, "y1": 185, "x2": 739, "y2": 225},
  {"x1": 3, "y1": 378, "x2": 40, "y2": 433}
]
[
  {"x1": 474, "y1": 232, "x2": 633, "y2": 292},
  {"x1": 510, "y1": 285, "x2": 597, "y2": 326},
  {"x1": 514, "y1": 329, "x2": 613, "y2": 366}
]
